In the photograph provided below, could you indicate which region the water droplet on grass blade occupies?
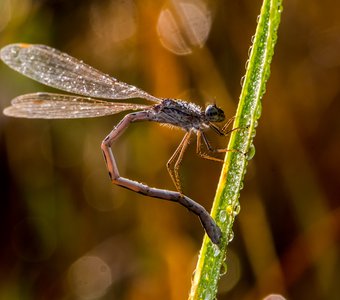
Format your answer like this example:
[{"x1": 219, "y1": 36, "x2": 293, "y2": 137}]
[
  {"x1": 240, "y1": 75, "x2": 246, "y2": 87},
  {"x1": 245, "y1": 59, "x2": 250, "y2": 70},
  {"x1": 219, "y1": 210, "x2": 227, "y2": 222},
  {"x1": 247, "y1": 144, "x2": 256, "y2": 160},
  {"x1": 220, "y1": 260, "x2": 228, "y2": 276},
  {"x1": 213, "y1": 244, "x2": 221, "y2": 257},
  {"x1": 233, "y1": 203, "x2": 241, "y2": 216},
  {"x1": 255, "y1": 101, "x2": 262, "y2": 119},
  {"x1": 227, "y1": 230, "x2": 234, "y2": 243}
]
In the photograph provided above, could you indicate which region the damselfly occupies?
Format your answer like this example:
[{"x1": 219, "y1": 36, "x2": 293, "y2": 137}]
[{"x1": 1, "y1": 43, "x2": 233, "y2": 244}]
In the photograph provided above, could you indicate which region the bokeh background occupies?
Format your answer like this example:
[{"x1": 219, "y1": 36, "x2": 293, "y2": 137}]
[{"x1": 0, "y1": 0, "x2": 339, "y2": 299}]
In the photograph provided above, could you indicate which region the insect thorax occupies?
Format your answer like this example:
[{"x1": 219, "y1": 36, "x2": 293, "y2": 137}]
[{"x1": 150, "y1": 99, "x2": 207, "y2": 131}]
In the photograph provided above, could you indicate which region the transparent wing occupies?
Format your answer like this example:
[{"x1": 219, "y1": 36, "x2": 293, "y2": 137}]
[
  {"x1": 3, "y1": 93, "x2": 152, "y2": 119},
  {"x1": 0, "y1": 43, "x2": 161, "y2": 103}
]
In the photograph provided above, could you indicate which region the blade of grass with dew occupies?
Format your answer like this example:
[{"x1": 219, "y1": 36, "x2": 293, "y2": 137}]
[{"x1": 189, "y1": 0, "x2": 283, "y2": 299}]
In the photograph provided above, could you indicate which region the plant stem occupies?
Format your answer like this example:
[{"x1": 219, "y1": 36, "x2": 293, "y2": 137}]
[{"x1": 189, "y1": 0, "x2": 283, "y2": 299}]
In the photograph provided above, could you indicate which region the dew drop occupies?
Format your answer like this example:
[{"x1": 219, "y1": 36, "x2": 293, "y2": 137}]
[
  {"x1": 219, "y1": 210, "x2": 227, "y2": 222},
  {"x1": 251, "y1": 128, "x2": 257, "y2": 138},
  {"x1": 213, "y1": 244, "x2": 221, "y2": 257},
  {"x1": 244, "y1": 59, "x2": 250, "y2": 70},
  {"x1": 204, "y1": 291, "x2": 212, "y2": 300},
  {"x1": 233, "y1": 203, "x2": 241, "y2": 216},
  {"x1": 248, "y1": 45, "x2": 253, "y2": 57},
  {"x1": 220, "y1": 261, "x2": 228, "y2": 276},
  {"x1": 240, "y1": 75, "x2": 246, "y2": 87},
  {"x1": 255, "y1": 101, "x2": 262, "y2": 119},
  {"x1": 227, "y1": 230, "x2": 234, "y2": 243},
  {"x1": 191, "y1": 269, "x2": 196, "y2": 283},
  {"x1": 247, "y1": 144, "x2": 256, "y2": 160}
]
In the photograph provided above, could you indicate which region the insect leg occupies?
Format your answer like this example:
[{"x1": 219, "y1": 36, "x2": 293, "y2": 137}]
[
  {"x1": 196, "y1": 131, "x2": 244, "y2": 162},
  {"x1": 166, "y1": 131, "x2": 192, "y2": 194},
  {"x1": 221, "y1": 115, "x2": 235, "y2": 134}
]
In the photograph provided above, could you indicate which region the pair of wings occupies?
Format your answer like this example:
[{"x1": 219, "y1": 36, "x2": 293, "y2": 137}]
[{"x1": 0, "y1": 44, "x2": 162, "y2": 119}]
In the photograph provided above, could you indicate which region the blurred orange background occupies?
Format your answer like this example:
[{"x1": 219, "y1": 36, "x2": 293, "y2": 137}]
[{"x1": 0, "y1": 0, "x2": 339, "y2": 299}]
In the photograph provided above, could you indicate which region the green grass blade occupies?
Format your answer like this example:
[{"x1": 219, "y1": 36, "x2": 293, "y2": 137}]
[{"x1": 189, "y1": 0, "x2": 283, "y2": 299}]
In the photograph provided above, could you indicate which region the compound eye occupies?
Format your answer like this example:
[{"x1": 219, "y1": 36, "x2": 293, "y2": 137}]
[{"x1": 205, "y1": 104, "x2": 225, "y2": 122}]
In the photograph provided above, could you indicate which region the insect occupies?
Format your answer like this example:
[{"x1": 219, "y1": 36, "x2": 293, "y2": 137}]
[{"x1": 1, "y1": 43, "x2": 233, "y2": 244}]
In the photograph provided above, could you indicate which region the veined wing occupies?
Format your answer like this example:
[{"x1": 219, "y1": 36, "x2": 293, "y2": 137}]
[
  {"x1": 0, "y1": 43, "x2": 161, "y2": 103},
  {"x1": 3, "y1": 93, "x2": 152, "y2": 119}
]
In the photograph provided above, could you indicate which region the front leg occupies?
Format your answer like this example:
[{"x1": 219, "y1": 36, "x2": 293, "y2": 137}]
[
  {"x1": 197, "y1": 113, "x2": 250, "y2": 162},
  {"x1": 101, "y1": 112, "x2": 221, "y2": 244}
]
